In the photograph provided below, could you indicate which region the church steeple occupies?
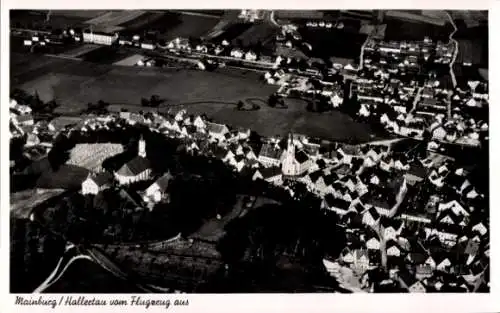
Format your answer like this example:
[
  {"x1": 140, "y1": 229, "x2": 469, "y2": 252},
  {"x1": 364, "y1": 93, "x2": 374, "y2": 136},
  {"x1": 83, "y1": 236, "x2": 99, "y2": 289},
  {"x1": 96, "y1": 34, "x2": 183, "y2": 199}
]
[
  {"x1": 282, "y1": 133, "x2": 298, "y2": 177},
  {"x1": 138, "y1": 135, "x2": 146, "y2": 158},
  {"x1": 286, "y1": 133, "x2": 295, "y2": 155}
]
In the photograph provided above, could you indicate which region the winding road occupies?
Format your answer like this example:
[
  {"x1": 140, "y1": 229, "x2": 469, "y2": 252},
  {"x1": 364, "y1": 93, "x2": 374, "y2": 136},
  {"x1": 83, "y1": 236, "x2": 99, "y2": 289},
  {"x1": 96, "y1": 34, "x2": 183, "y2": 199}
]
[{"x1": 445, "y1": 11, "x2": 459, "y2": 89}]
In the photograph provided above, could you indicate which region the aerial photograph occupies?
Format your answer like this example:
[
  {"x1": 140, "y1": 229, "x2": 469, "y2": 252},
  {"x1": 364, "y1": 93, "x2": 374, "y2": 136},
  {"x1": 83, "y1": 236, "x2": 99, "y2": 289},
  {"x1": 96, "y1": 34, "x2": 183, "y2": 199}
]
[{"x1": 9, "y1": 9, "x2": 489, "y2": 293}]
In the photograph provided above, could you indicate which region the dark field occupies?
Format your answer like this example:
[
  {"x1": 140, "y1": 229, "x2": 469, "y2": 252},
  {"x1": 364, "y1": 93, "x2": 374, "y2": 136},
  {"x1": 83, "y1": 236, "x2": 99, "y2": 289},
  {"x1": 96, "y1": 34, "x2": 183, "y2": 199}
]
[
  {"x1": 10, "y1": 10, "x2": 89, "y2": 30},
  {"x1": 120, "y1": 12, "x2": 220, "y2": 41},
  {"x1": 298, "y1": 27, "x2": 366, "y2": 61},
  {"x1": 233, "y1": 22, "x2": 280, "y2": 49},
  {"x1": 383, "y1": 18, "x2": 454, "y2": 42},
  {"x1": 80, "y1": 46, "x2": 136, "y2": 64},
  {"x1": 213, "y1": 22, "x2": 253, "y2": 43}
]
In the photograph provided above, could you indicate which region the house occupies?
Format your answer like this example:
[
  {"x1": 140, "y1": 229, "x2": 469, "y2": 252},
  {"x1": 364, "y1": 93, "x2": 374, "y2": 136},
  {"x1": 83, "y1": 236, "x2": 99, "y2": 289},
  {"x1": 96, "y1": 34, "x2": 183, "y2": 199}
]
[
  {"x1": 432, "y1": 125, "x2": 447, "y2": 140},
  {"x1": 258, "y1": 143, "x2": 282, "y2": 167},
  {"x1": 322, "y1": 194, "x2": 350, "y2": 215},
  {"x1": 415, "y1": 264, "x2": 434, "y2": 280},
  {"x1": 13, "y1": 113, "x2": 34, "y2": 126},
  {"x1": 144, "y1": 172, "x2": 174, "y2": 203},
  {"x1": 341, "y1": 247, "x2": 355, "y2": 264},
  {"x1": 428, "y1": 169, "x2": 446, "y2": 188},
  {"x1": 25, "y1": 132, "x2": 40, "y2": 147},
  {"x1": 437, "y1": 211, "x2": 464, "y2": 226},
  {"x1": 406, "y1": 253, "x2": 427, "y2": 265},
  {"x1": 352, "y1": 249, "x2": 370, "y2": 274},
  {"x1": 252, "y1": 166, "x2": 283, "y2": 185},
  {"x1": 362, "y1": 207, "x2": 381, "y2": 227},
  {"x1": 366, "y1": 235, "x2": 380, "y2": 250},
  {"x1": 409, "y1": 280, "x2": 427, "y2": 293},
  {"x1": 386, "y1": 240, "x2": 402, "y2": 257},
  {"x1": 364, "y1": 190, "x2": 393, "y2": 217},
  {"x1": 381, "y1": 218, "x2": 404, "y2": 240},
  {"x1": 424, "y1": 256, "x2": 437, "y2": 269},
  {"x1": 83, "y1": 29, "x2": 119, "y2": 45},
  {"x1": 471, "y1": 222, "x2": 487, "y2": 236},
  {"x1": 437, "y1": 200, "x2": 469, "y2": 217},
  {"x1": 114, "y1": 137, "x2": 152, "y2": 185},
  {"x1": 206, "y1": 122, "x2": 229, "y2": 142},
  {"x1": 436, "y1": 256, "x2": 452, "y2": 272},
  {"x1": 81, "y1": 172, "x2": 113, "y2": 195},
  {"x1": 229, "y1": 155, "x2": 247, "y2": 172},
  {"x1": 193, "y1": 116, "x2": 206, "y2": 129},
  {"x1": 379, "y1": 157, "x2": 394, "y2": 172}
]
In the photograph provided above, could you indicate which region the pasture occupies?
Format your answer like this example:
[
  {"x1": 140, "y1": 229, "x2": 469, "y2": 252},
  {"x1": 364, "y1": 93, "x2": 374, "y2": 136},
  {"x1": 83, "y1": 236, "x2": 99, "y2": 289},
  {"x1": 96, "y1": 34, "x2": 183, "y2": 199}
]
[
  {"x1": 10, "y1": 10, "x2": 89, "y2": 30},
  {"x1": 119, "y1": 12, "x2": 220, "y2": 41},
  {"x1": 12, "y1": 54, "x2": 378, "y2": 142}
]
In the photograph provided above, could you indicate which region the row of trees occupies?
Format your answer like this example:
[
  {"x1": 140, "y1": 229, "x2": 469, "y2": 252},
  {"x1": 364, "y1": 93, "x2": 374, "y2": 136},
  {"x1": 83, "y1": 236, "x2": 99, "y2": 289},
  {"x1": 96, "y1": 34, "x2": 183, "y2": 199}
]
[
  {"x1": 141, "y1": 95, "x2": 162, "y2": 107},
  {"x1": 11, "y1": 89, "x2": 59, "y2": 116}
]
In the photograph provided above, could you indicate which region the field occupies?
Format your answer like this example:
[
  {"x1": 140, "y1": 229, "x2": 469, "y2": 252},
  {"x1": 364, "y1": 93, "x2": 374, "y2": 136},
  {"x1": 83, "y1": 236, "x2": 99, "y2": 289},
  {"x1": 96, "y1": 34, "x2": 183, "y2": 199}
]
[
  {"x1": 80, "y1": 46, "x2": 136, "y2": 64},
  {"x1": 212, "y1": 22, "x2": 253, "y2": 43},
  {"x1": 58, "y1": 44, "x2": 102, "y2": 58},
  {"x1": 84, "y1": 10, "x2": 145, "y2": 27},
  {"x1": 449, "y1": 10, "x2": 488, "y2": 28},
  {"x1": 232, "y1": 22, "x2": 279, "y2": 49},
  {"x1": 385, "y1": 10, "x2": 446, "y2": 26},
  {"x1": 11, "y1": 53, "x2": 379, "y2": 142},
  {"x1": 298, "y1": 27, "x2": 366, "y2": 61},
  {"x1": 119, "y1": 12, "x2": 220, "y2": 41},
  {"x1": 383, "y1": 18, "x2": 454, "y2": 42},
  {"x1": 10, "y1": 188, "x2": 67, "y2": 219},
  {"x1": 10, "y1": 10, "x2": 89, "y2": 30},
  {"x1": 36, "y1": 164, "x2": 90, "y2": 190},
  {"x1": 45, "y1": 10, "x2": 109, "y2": 19},
  {"x1": 67, "y1": 143, "x2": 124, "y2": 172},
  {"x1": 159, "y1": 13, "x2": 220, "y2": 41},
  {"x1": 456, "y1": 39, "x2": 487, "y2": 66}
]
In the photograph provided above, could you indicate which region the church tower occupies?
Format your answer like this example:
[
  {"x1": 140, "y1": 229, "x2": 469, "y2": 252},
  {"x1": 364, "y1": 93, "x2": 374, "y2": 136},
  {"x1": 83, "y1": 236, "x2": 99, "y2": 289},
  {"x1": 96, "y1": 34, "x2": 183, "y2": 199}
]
[
  {"x1": 281, "y1": 133, "x2": 298, "y2": 177},
  {"x1": 138, "y1": 135, "x2": 146, "y2": 158}
]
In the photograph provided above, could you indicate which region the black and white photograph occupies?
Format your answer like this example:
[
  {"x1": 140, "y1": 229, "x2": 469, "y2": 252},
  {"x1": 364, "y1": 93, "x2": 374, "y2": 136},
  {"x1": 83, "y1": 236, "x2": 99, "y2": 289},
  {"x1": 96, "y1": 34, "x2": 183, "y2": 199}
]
[{"x1": 4, "y1": 4, "x2": 495, "y2": 303}]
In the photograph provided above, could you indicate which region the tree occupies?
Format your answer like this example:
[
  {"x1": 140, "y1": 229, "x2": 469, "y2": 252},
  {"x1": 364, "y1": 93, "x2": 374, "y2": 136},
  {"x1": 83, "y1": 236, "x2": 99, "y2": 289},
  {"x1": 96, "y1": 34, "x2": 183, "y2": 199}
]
[
  {"x1": 150, "y1": 95, "x2": 161, "y2": 107},
  {"x1": 237, "y1": 101, "x2": 245, "y2": 110},
  {"x1": 141, "y1": 98, "x2": 150, "y2": 107},
  {"x1": 268, "y1": 94, "x2": 277, "y2": 107}
]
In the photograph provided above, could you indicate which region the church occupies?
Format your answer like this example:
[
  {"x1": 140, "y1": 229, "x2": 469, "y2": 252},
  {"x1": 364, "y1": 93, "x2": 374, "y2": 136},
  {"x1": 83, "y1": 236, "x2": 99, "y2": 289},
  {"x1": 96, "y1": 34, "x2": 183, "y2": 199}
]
[
  {"x1": 280, "y1": 133, "x2": 313, "y2": 179},
  {"x1": 114, "y1": 136, "x2": 152, "y2": 185}
]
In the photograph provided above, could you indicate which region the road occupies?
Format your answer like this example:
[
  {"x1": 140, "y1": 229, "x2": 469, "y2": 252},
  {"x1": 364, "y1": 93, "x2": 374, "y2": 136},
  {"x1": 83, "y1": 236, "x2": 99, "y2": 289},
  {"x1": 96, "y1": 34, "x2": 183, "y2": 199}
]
[
  {"x1": 445, "y1": 11, "x2": 459, "y2": 89},
  {"x1": 269, "y1": 11, "x2": 280, "y2": 28},
  {"x1": 410, "y1": 87, "x2": 423, "y2": 114},
  {"x1": 358, "y1": 37, "x2": 370, "y2": 71},
  {"x1": 33, "y1": 246, "x2": 93, "y2": 293}
]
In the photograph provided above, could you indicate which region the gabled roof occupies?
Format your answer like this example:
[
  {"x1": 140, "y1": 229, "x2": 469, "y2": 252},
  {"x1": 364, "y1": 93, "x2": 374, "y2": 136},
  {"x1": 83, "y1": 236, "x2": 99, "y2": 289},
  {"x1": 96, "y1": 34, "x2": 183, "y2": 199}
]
[
  {"x1": 386, "y1": 239, "x2": 400, "y2": 250},
  {"x1": 153, "y1": 172, "x2": 174, "y2": 191},
  {"x1": 88, "y1": 172, "x2": 113, "y2": 187},
  {"x1": 366, "y1": 207, "x2": 380, "y2": 221},
  {"x1": 353, "y1": 202, "x2": 366, "y2": 213},
  {"x1": 354, "y1": 249, "x2": 368, "y2": 260},
  {"x1": 398, "y1": 269, "x2": 418, "y2": 289},
  {"x1": 308, "y1": 170, "x2": 324, "y2": 184},
  {"x1": 295, "y1": 150, "x2": 310, "y2": 164},
  {"x1": 116, "y1": 156, "x2": 151, "y2": 176},
  {"x1": 15, "y1": 114, "x2": 34, "y2": 123},
  {"x1": 259, "y1": 143, "x2": 282, "y2": 160},
  {"x1": 260, "y1": 166, "x2": 282, "y2": 179},
  {"x1": 325, "y1": 195, "x2": 350, "y2": 211},
  {"x1": 206, "y1": 122, "x2": 228, "y2": 134},
  {"x1": 407, "y1": 252, "x2": 427, "y2": 264}
]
